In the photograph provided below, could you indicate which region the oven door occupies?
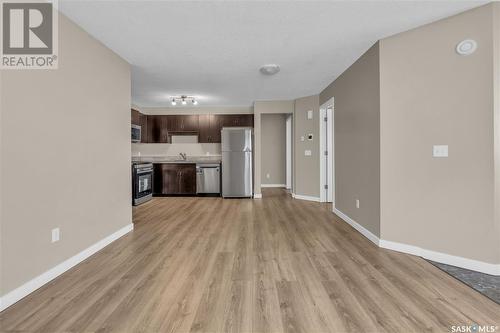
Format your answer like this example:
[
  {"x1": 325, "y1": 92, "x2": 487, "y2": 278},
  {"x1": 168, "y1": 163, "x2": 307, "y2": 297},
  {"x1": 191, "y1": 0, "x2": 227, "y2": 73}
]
[
  {"x1": 136, "y1": 168, "x2": 152, "y2": 196},
  {"x1": 133, "y1": 166, "x2": 153, "y2": 205}
]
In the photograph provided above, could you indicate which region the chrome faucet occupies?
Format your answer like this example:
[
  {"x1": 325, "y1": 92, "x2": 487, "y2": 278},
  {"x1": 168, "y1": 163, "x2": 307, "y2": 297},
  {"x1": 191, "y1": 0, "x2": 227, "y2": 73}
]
[{"x1": 179, "y1": 152, "x2": 187, "y2": 161}]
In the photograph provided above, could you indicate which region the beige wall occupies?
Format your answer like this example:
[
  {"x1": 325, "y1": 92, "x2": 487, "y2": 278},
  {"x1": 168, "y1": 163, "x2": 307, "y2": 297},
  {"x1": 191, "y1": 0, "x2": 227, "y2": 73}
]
[
  {"x1": 293, "y1": 95, "x2": 320, "y2": 198},
  {"x1": 254, "y1": 100, "x2": 294, "y2": 196},
  {"x1": 494, "y1": 2, "x2": 500, "y2": 264},
  {"x1": 319, "y1": 44, "x2": 381, "y2": 236},
  {"x1": 261, "y1": 114, "x2": 287, "y2": 185},
  {"x1": 379, "y1": 4, "x2": 499, "y2": 264},
  {"x1": 0, "y1": 13, "x2": 131, "y2": 295}
]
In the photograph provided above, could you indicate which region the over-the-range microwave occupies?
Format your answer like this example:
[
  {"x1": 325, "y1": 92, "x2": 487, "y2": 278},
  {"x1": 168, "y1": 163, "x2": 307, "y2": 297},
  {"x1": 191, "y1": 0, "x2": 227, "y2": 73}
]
[{"x1": 131, "y1": 124, "x2": 141, "y2": 143}]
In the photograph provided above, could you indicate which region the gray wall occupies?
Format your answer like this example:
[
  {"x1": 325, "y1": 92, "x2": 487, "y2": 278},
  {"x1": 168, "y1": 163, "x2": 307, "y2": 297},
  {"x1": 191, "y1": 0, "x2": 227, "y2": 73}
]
[
  {"x1": 0, "y1": 13, "x2": 131, "y2": 294},
  {"x1": 379, "y1": 3, "x2": 499, "y2": 264},
  {"x1": 320, "y1": 44, "x2": 381, "y2": 237},
  {"x1": 494, "y1": 2, "x2": 500, "y2": 264},
  {"x1": 293, "y1": 95, "x2": 320, "y2": 198},
  {"x1": 254, "y1": 100, "x2": 294, "y2": 196},
  {"x1": 261, "y1": 114, "x2": 287, "y2": 185}
]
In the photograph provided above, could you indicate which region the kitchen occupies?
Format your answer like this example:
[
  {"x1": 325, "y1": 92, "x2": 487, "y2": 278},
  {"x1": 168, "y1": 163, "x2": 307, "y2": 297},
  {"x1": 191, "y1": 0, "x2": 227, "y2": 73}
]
[{"x1": 131, "y1": 106, "x2": 255, "y2": 205}]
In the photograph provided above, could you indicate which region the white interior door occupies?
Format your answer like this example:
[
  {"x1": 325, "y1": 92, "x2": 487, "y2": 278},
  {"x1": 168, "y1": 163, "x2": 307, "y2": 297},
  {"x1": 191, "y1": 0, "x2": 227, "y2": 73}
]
[
  {"x1": 320, "y1": 99, "x2": 334, "y2": 206},
  {"x1": 326, "y1": 107, "x2": 334, "y2": 203},
  {"x1": 286, "y1": 115, "x2": 292, "y2": 190}
]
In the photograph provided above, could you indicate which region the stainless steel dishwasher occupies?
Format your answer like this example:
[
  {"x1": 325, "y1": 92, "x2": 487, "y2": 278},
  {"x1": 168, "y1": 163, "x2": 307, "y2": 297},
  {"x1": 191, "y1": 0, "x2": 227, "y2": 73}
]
[{"x1": 196, "y1": 163, "x2": 221, "y2": 195}]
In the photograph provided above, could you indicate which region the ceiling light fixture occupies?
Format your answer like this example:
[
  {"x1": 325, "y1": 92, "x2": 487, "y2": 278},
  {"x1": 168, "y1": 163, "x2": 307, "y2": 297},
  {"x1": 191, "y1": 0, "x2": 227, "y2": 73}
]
[
  {"x1": 170, "y1": 95, "x2": 197, "y2": 106},
  {"x1": 260, "y1": 64, "x2": 280, "y2": 75}
]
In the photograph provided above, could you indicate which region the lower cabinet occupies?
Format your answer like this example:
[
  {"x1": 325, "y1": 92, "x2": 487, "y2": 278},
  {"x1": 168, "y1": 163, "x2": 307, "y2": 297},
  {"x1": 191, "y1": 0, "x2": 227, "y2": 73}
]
[{"x1": 153, "y1": 163, "x2": 196, "y2": 195}]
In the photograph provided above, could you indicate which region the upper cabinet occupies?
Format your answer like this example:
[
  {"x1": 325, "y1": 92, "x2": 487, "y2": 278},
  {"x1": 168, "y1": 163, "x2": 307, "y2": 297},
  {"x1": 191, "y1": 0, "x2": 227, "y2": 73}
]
[
  {"x1": 199, "y1": 114, "x2": 223, "y2": 143},
  {"x1": 221, "y1": 114, "x2": 253, "y2": 127},
  {"x1": 131, "y1": 109, "x2": 253, "y2": 144},
  {"x1": 167, "y1": 115, "x2": 199, "y2": 132},
  {"x1": 147, "y1": 115, "x2": 169, "y2": 143}
]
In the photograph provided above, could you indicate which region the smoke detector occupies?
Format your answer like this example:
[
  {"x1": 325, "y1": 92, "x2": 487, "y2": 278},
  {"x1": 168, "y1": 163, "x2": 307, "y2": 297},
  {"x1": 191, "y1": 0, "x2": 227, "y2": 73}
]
[
  {"x1": 456, "y1": 39, "x2": 477, "y2": 56},
  {"x1": 260, "y1": 64, "x2": 280, "y2": 75}
]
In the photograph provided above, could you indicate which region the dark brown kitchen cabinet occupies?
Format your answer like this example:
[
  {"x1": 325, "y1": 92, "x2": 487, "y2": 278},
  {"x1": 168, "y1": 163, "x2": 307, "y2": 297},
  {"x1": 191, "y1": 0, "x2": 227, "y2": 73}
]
[
  {"x1": 147, "y1": 115, "x2": 169, "y2": 143},
  {"x1": 136, "y1": 112, "x2": 253, "y2": 144},
  {"x1": 198, "y1": 114, "x2": 210, "y2": 143},
  {"x1": 167, "y1": 115, "x2": 199, "y2": 132},
  {"x1": 131, "y1": 109, "x2": 141, "y2": 126},
  {"x1": 199, "y1": 114, "x2": 223, "y2": 143},
  {"x1": 220, "y1": 114, "x2": 253, "y2": 127},
  {"x1": 153, "y1": 163, "x2": 196, "y2": 195}
]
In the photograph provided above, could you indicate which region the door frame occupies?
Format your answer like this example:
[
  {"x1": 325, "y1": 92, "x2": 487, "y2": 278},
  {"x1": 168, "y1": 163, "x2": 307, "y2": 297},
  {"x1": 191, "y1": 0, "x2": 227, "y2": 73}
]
[
  {"x1": 319, "y1": 97, "x2": 334, "y2": 209},
  {"x1": 286, "y1": 114, "x2": 293, "y2": 190}
]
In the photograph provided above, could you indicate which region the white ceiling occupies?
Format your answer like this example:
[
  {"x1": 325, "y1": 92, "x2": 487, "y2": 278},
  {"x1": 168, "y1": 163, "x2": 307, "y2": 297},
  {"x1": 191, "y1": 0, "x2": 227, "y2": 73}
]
[{"x1": 59, "y1": 1, "x2": 486, "y2": 107}]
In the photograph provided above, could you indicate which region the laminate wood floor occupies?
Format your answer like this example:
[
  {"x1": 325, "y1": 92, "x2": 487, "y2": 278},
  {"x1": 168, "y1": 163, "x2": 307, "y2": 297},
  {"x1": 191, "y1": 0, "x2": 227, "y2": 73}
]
[{"x1": 1, "y1": 189, "x2": 499, "y2": 332}]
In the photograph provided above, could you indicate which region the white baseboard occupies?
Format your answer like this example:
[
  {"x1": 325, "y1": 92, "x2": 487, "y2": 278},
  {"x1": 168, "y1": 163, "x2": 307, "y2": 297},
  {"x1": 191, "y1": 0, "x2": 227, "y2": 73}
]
[
  {"x1": 261, "y1": 184, "x2": 286, "y2": 188},
  {"x1": 333, "y1": 209, "x2": 380, "y2": 246},
  {"x1": 253, "y1": 193, "x2": 262, "y2": 199},
  {"x1": 379, "y1": 239, "x2": 500, "y2": 276},
  {"x1": 0, "y1": 223, "x2": 134, "y2": 312},
  {"x1": 333, "y1": 209, "x2": 500, "y2": 276},
  {"x1": 292, "y1": 194, "x2": 320, "y2": 202}
]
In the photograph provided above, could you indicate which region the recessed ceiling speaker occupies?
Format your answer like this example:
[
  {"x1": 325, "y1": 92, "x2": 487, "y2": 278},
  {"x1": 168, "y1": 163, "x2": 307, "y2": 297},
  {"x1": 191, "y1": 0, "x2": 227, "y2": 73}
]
[
  {"x1": 260, "y1": 64, "x2": 280, "y2": 75},
  {"x1": 456, "y1": 39, "x2": 477, "y2": 56}
]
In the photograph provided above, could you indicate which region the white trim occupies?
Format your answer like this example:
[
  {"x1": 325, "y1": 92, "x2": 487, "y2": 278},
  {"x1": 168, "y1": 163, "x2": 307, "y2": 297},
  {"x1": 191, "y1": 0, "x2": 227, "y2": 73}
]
[
  {"x1": 253, "y1": 193, "x2": 262, "y2": 199},
  {"x1": 293, "y1": 194, "x2": 320, "y2": 202},
  {"x1": 261, "y1": 184, "x2": 286, "y2": 188},
  {"x1": 333, "y1": 208, "x2": 500, "y2": 276},
  {"x1": 333, "y1": 209, "x2": 380, "y2": 246},
  {"x1": 379, "y1": 239, "x2": 500, "y2": 276},
  {"x1": 285, "y1": 114, "x2": 292, "y2": 190},
  {"x1": 319, "y1": 97, "x2": 334, "y2": 204},
  {"x1": 0, "y1": 223, "x2": 134, "y2": 312}
]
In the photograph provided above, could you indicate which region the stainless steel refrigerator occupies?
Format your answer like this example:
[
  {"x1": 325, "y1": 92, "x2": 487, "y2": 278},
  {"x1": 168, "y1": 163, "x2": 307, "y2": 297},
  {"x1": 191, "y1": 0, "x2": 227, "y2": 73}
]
[{"x1": 221, "y1": 127, "x2": 253, "y2": 198}]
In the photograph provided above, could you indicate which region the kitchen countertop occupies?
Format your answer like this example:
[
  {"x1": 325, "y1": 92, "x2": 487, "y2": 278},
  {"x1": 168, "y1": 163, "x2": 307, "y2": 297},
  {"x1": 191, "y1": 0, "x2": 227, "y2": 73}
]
[{"x1": 132, "y1": 155, "x2": 221, "y2": 164}]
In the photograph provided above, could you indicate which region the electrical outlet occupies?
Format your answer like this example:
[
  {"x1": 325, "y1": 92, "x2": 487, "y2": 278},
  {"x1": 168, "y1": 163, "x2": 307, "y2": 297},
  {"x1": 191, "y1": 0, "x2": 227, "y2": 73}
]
[
  {"x1": 266, "y1": 173, "x2": 270, "y2": 179},
  {"x1": 51, "y1": 228, "x2": 60, "y2": 243},
  {"x1": 356, "y1": 199, "x2": 360, "y2": 209}
]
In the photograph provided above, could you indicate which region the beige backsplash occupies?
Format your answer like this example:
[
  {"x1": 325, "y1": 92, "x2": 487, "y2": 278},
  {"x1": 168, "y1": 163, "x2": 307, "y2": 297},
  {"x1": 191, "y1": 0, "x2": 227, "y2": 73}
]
[{"x1": 132, "y1": 143, "x2": 221, "y2": 157}]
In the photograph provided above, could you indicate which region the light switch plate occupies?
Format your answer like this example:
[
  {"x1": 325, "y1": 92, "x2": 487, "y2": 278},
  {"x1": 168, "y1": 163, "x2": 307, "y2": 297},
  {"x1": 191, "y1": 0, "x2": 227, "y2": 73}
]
[
  {"x1": 307, "y1": 110, "x2": 313, "y2": 120},
  {"x1": 52, "y1": 228, "x2": 60, "y2": 243},
  {"x1": 304, "y1": 150, "x2": 312, "y2": 156},
  {"x1": 433, "y1": 145, "x2": 448, "y2": 157}
]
